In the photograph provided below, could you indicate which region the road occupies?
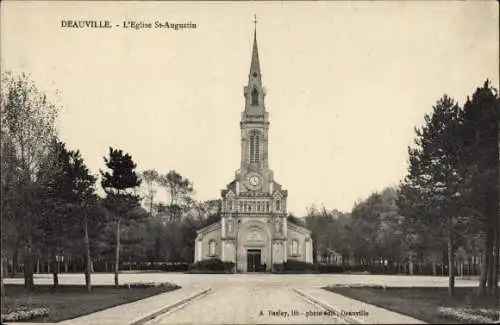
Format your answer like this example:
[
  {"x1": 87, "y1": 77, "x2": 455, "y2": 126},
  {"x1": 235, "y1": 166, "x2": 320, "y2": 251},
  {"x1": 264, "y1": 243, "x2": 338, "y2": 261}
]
[
  {"x1": 146, "y1": 283, "x2": 346, "y2": 324},
  {"x1": 5, "y1": 272, "x2": 478, "y2": 289}
]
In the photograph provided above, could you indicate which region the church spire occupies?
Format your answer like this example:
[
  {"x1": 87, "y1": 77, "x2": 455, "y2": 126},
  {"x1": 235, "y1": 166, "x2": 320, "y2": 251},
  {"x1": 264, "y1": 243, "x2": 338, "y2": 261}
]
[
  {"x1": 249, "y1": 14, "x2": 261, "y2": 79},
  {"x1": 244, "y1": 14, "x2": 265, "y2": 112}
]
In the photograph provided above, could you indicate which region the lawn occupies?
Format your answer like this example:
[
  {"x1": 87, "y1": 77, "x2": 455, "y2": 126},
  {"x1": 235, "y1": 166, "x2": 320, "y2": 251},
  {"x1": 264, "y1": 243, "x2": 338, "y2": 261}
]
[
  {"x1": 1, "y1": 283, "x2": 180, "y2": 323},
  {"x1": 325, "y1": 286, "x2": 499, "y2": 324}
]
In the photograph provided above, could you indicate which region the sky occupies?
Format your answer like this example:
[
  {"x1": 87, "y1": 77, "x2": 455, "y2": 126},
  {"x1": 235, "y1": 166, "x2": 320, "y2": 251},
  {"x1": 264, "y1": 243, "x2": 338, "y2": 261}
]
[{"x1": 1, "y1": 1, "x2": 498, "y2": 215}]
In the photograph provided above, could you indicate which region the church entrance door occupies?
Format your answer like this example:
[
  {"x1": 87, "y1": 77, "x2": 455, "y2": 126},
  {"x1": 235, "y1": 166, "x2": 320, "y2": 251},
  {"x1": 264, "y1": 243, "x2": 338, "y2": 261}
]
[{"x1": 246, "y1": 249, "x2": 262, "y2": 272}]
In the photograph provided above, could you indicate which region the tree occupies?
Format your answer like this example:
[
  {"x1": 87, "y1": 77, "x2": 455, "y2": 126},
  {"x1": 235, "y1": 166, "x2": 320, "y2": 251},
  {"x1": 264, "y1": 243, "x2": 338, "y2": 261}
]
[
  {"x1": 0, "y1": 67, "x2": 58, "y2": 291},
  {"x1": 459, "y1": 81, "x2": 499, "y2": 295},
  {"x1": 36, "y1": 139, "x2": 74, "y2": 288},
  {"x1": 398, "y1": 182, "x2": 445, "y2": 276},
  {"x1": 344, "y1": 188, "x2": 408, "y2": 271},
  {"x1": 305, "y1": 209, "x2": 336, "y2": 263},
  {"x1": 100, "y1": 147, "x2": 141, "y2": 287},
  {"x1": 304, "y1": 206, "x2": 352, "y2": 265},
  {"x1": 141, "y1": 169, "x2": 160, "y2": 217},
  {"x1": 0, "y1": 131, "x2": 22, "y2": 295},
  {"x1": 159, "y1": 170, "x2": 194, "y2": 221},
  {"x1": 67, "y1": 149, "x2": 97, "y2": 292},
  {"x1": 34, "y1": 140, "x2": 98, "y2": 291},
  {"x1": 400, "y1": 95, "x2": 465, "y2": 296}
]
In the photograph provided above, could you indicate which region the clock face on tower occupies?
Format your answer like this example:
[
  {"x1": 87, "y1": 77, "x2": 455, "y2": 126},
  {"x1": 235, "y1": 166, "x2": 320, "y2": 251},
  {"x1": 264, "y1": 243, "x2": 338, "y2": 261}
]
[
  {"x1": 245, "y1": 173, "x2": 261, "y2": 190},
  {"x1": 249, "y1": 175, "x2": 259, "y2": 186}
]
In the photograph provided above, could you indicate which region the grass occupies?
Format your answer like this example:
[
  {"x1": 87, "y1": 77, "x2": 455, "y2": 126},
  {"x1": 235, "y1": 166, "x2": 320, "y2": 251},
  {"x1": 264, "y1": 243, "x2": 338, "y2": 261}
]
[
  {"x1": 1, "y1": 283, "x2": 180, "y2": 323},
  {"x1": 325, "y1": 286, "x2": 499, "y2": 324}
]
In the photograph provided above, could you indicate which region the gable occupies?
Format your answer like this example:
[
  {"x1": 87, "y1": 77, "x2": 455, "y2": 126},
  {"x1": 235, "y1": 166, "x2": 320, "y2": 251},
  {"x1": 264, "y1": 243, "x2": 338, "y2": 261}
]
[
  {"x1": 221, "y1": 180, "x2": 237, "y2": 197},
  {"x1": 196, "y1": 220, "x2": 221, "y2": 235},
  {"x1": 273, "y1": 191, "x2": 283, "y2": 199},
  {"x1": 287, "y1": 222, "x2": 311, "y2": 236}
]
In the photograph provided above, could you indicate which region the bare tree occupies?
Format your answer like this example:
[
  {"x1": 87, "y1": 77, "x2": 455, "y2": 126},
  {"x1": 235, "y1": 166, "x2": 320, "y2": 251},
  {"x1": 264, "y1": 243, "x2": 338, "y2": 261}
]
[
  {"x1": 141, "y1": 169, "x2": 160, "y2": 216},
  {"x1": 1, "y1": 67, "x2": 58, "y2": 291}
]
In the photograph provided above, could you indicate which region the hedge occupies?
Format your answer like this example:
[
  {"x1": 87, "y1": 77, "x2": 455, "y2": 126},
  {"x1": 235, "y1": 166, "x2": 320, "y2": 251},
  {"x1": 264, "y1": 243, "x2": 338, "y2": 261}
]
[
  {"x1": 272, "y1": 260, "x2": 318, "y2": 273},
  {"x1": 188, "y1": 259, "x2": 235, "y2": 273}
]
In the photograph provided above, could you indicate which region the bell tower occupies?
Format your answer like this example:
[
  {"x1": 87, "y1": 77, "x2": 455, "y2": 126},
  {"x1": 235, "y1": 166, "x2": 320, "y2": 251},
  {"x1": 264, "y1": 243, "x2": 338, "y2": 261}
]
[
  {"x1": 197, "y1": 19, "x2": 313, "y2": 273},
  {"x1": 239, "y1": 17, "x2": 272, "y2": 193}
]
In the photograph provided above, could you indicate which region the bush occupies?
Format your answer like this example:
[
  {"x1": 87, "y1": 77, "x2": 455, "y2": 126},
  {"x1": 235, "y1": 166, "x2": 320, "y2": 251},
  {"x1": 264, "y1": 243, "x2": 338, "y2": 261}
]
[
  {"x1": 119, "y1": 282, "x2": 180, "y2": 289},
  {"x1": 272, "y1": 260, "x2": 317, "y2": 273},
  {"x1": 135, "y1": 262, "x2": 189, "y2": 272},
  {"x1": 438, "y1": 307, "x2": 500, "y2": 324},
  {"x1": 316, "y1": 264, "x2": 344, "y2": 273},
  {"x1": 188, "y1": 259, "x2": 235, "y2": 273},
  {"x1": 1, "y1": 307, "x2": 49, "y2": 322},
  {"x1": 285, "y1": 260, "x2": 317, "y2": 272},
  {"x1": 272, "y1": 263, "x2": 284, "y2": 273},
  {"x1": 160, "y1": 263, "x2": 189, "y2": 272}
]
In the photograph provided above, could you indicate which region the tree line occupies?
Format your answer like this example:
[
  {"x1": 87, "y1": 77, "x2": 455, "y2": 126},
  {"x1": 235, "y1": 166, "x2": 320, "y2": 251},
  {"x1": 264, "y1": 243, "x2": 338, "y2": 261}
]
[
  {"x1": 306, "y1": 80, "x2": 499, "y2": 297},
  {"x1": 1, "y1": 67, "x2": 497, "y2": 299},
  {"x1": 0, "y1": 68, "x2": 218, "y2": 294}
]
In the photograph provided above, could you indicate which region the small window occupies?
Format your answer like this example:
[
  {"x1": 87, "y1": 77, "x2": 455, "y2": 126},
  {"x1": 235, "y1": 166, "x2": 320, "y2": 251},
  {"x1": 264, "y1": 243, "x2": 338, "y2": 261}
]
[
  {"x1": 276, "y1": 200, "x2": 281, "y2": 211},
  {"x1": 251, "y1": 88, "x2": 259, "y2": 106},
  {"x1": 292, "y1": 240, "x2": 298, "y2": 256},
  {"x1": 209, "y1": 241, "x2": 216, "y2": 256}
]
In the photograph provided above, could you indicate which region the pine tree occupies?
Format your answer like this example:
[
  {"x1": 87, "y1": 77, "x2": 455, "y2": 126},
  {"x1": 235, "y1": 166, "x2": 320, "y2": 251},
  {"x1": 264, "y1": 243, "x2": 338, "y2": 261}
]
[
  {"x1": 100, "y1": 147, "x2": 141, "y2": 287},
  {"x1": 460, "y1": 80, "x2": 499, "y2": 295},
  {"x1": 400, "y1": 95, "x2": 464, "y2": 295},
  {"x1": 37, "y1": 140, "x2": 73, "y2": 288},
  {"x1": 67, "y1": 149, "x2": 97, "y2": 292}
]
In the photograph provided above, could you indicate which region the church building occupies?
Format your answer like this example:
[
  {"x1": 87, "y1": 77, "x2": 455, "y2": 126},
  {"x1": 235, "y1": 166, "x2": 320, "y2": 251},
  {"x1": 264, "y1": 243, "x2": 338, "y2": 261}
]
[{"x1": 194, "y1": 25, "x2": 313, "y2": 272}]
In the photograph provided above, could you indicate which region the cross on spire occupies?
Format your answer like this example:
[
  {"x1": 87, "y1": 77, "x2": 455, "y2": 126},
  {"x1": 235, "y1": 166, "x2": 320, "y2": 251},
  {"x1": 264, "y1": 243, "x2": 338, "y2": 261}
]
[
  {"x1": 253, "y1": 14, "x2": 258, "y2": 44},
  {"x1": 250, "y1": 14, "x2": 261, "y2": 76}
]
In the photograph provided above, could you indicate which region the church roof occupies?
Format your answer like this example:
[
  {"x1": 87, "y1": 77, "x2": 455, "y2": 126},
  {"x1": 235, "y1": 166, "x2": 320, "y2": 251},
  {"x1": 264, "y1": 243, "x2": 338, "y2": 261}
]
[
  {"x1": 288, "y1": 221, "x2": 312, "y2": 235},
  {"x1": 221, "y1": 180, "x2": 237, "y2": 197},
  {"x1": 196, "y1": 220, "x2": 221, "y2": 235}
]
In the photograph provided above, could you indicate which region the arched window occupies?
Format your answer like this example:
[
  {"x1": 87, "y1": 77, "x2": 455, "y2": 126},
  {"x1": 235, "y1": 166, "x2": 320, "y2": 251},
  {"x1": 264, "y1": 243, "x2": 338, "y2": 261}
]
[
  {"x1": 209, "y1": 240, "x2": 216, "y2": 256},
  {"x1": 251, "y1": 87, "x2": 259, "y2": 106},
  {"x1": 276, "y1": 200, "x2": 281, "y2": 211},
  {"x1": 254, "y1": 134, "x2": 260, "y2": 161},
  {"x1": 292, "y1": 240, "x2": 298, "y2": 256},
  {"x1": 249, "y1": 131, "x2": 260, "y2": 163}
]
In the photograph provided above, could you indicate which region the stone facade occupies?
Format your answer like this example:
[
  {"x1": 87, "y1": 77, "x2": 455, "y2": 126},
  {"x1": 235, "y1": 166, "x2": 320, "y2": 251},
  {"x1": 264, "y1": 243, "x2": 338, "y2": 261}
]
[{"x1": 194, "y1": 28, "x2": 313, "y2": 272}]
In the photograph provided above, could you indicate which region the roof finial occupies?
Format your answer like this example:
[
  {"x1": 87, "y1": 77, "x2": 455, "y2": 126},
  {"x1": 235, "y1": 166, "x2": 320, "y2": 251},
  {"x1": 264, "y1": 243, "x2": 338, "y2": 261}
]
[
  {"x1": 253, "y1": 14, "x2": 257, "y2": 39},
  {"x1": 249, "y1": 14, "x2": 261, "y2": 76}
]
